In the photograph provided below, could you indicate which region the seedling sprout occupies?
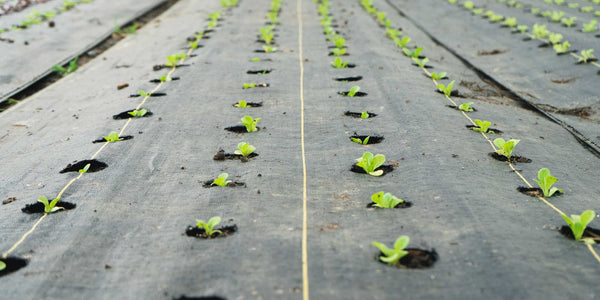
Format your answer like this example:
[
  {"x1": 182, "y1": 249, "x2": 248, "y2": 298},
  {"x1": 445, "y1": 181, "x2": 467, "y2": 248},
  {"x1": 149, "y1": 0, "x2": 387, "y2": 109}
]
[
  {"x1": 356, "y1": 152, "x2": 386, "y2": 176},
  {"x1": 458, "y1": 102, "x2": 474, "y2": 112},
  {"x1": 562, "y1": 210, "x2": 596, "y2": 242},
  {"x1": 38, "y1": 196, "x2": 63, "y2": 213},
  {"x1": 196, "y1": 216, "x2": 223, "y2": 238},
  {"x1": 371, "y1": 191, "x2": 404, "y2": 208},
  {"x1": 331, "y1": 57, "x2": 350, "y2": 68},
  {"x1": 372, "y1": 235, "x2": 410, "y2": 265},
  {"x1": 493, "y1": 138, "x2": 520, "y2": 159},
  {"x1": 534, "y1": 168, "x2": 563, "y2": 197},
  {"x1": 128, "y1": 109, "x2": 148, "y2": 117},
  {"x1": 235, "y1": 142, "x2": 256, "y2": 157},
  {"x1": 351, "y1": 136, "x2": 370, "y2": 145},
  {"x1": 472, "y1": 119, "x2": 492, "y2": 133},
  {"x1": 241, "y1": 116, "x2": 261, "y2": 132},
  {"x1": 212, "y1": 173, "x2": 232, "y2": 186},
  {"x1": 104, "y1": 132, "x2": 123, "y2": 142},
  {"x1": 347, "y1": 86, "x2": 361, "y2": 97},
  {"x1": 437, "y1": 80, "x2": 455, "y2": 96}
]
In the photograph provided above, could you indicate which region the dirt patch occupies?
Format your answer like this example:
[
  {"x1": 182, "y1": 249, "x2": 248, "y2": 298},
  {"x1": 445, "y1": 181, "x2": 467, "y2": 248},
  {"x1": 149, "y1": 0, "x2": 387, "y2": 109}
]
[
  {"x1": 129, "y1": 92, "x2": 167, "y2": 97},
  {"x1": 2, "y1": 197, "x2": 16, "y2": 205},
  {"x1": 213, "y1": 150, "x2": 259, "y2": 162},
  {"x1": 376, "y1": 248, "x2": 438, "y2": 269},
  {"x1": 60, "y1": 159, "x2": 107, "y2": 173},
  {"x1": 22, "y1": 201, "x2": 76, "y2": 214},
  {"x1": 224, "y1": 125, "x2": 260, "y2": 133},
  {"x1": 517, "y1": 187, "x2": 562, "y2": 198},
  {"x1": 488, "y1": 152, "x2": 532, "y2": 163},
  {"x1": 349, "y1": 135, "x2": 384, "y2": 144},
  {"x1": 247, "y1": 69, "x2": 272, "y2": 74},
  {"x1": 477, "y1": 49, "x2": 510, "y2": 56}
]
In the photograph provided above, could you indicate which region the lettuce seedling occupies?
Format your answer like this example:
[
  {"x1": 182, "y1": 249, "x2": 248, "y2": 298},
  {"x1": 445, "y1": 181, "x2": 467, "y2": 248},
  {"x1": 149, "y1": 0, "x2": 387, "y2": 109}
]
[
  {"x1": 403, "y1": 47, "x2": 423, "y2": 58},
  {"x1": 38, "y1": 196, "x2": 62, "y2": 213},
  {"x1": 331, "y1": 58, "x2": 349, "y2": 68},
  {"x1": 459, "y1": 102, "x2": 474, "y2": 112},
  {"x1": 243, "y1": 83, "x2": 256, "y2": 89},
  {"x1": 52, "y1": 57, "x2": 78, "y2": 77},
  {"x1": 251, "y1": 57, "x2": 261, "y2": 62},
  {"x1": 532, "y1": 24, "x2": 550, "y2": 39},
  {"x1": 268, "y1": 12, "x2": 279, "y2": 24},
  {"x1": 531, "y1": 8, "x2": 541, "y2": 14},
  {"x1": 549, "y1": 33, "x2": 563, "y2": 45},
  {"x1": 262, "y1": 45, "x2": 277, "y2": 53},
  {"x1": 361, "y1": 111, "x2": 370, "y2": 119},
  {"x1": 235, "y1": 100, "x2": 248, "y2": 108},
  {"x1": 128, "y1": 109, "x2": 148, "y2": 117},
  {"x1": 79, "y1": 163, "x2": 91, "y2": 173},
  {"x1": 212, "y1": 173, "x2": 232, "y2": 186},
  {"x1": 241, "y1": 116, "x2": 261, "y2": 132},
  {"x1": 413, "y1": 57, "x2": 429, "y2": 68},
  {"x1": 0, "y1": 261, "x2": 5, "y2": 271},
  {"x1": 503, "y1": 17, "x2": 517, "y2": 27},
  {"x1": 579, "y1": 49, "x2": 595, "y2": 63},
  {"x1": 165, "y1": 53, "x2": 186, "y2": 67},
  {"x1": 517, "y1": 25, "x2": 529, "y2": 33},
  {"x1": 188, "y1": 40, "x2": 199, "y2": 49},
  {"x1": 568, "y1": 3, "x2": 579, "y2": 8},
  {"x1": 490, "y1": 14, "x2": 504, "y2": 22},
  {"x1": 104, "y1": 132, "x2": 123, "y2": 142},
  {"x1": 472, "y1": 119, "x2": 492, "y2": 133},
  {"x1": 550, "y1": 11, "x2": 565, "y2": 22},
  {"x1": 472, "y1": 8, "x2": 484, "y2": 15},
  {"x1": 394, "y1": 36, "x2": 411, "y2": 48},
  {"x1": 437, "y1": 80, "x2": 455, "y2": 96},
  {"x1": 371, "y1": 191, "x2": 404, "y2": 208},
  {"x1": 356, "y1": 152, "x2": 386, "y2": 176},
  {"x1": 430, "y1": 72, "x2": 447, "y2": 80},
  {"x1": 331, "y1": 48, "x2": 347, "y2": 56},
  {"x1": 348, "y1": 86, "x2": 361, "y2": 97},
  {"x1": 138, "y1": 91, "x2": 151, "y2": 97},
  {"x1": 493, "y1": 138, "x2": 520, "y2": 159},
  {"x1": 534, "y1": 168, "x2": 563, "y2": 197},
  {"x1": 386, "y1": 28, "x2": 402, "y2": 39},
  {"x1": 562, "y1": 210, "x2": 595, "y2": 241},
  {"x1": 351, "y1": 136, "x2": 370, "y2": 145},
  {"x1": 581, "y1": 6, "x2": 594, "y2": 13},
  {"x1": 235, "y1": 142, "x2": 256, "y2": 157},
  {"x1": 196, "y1": 216, "x2": 222, "y2": 238},
  {"x1": 372, "y1": 235, "x2": 410, "y2": 265},
  {"x1": 208, "y1": 11, "x2": 221, "y2": 23},
  {"x1": 561, "y1": 17, "x2": 576, "y2": 27},
  {"x1": 553, "y1": 41, "x2": 571, "y2": 54},
  {"x1": 583, "y1": 20, "x2": 597, "y2": 32},
  {"x1": 260, "y1": 27, "x2": 274, "y2": 44},
  {"x1": 333, "y1": 35, "x2": 346, "y2": 48},
  {"x1": 464, "y1": 1, "x2": 474, "y2": 9}
]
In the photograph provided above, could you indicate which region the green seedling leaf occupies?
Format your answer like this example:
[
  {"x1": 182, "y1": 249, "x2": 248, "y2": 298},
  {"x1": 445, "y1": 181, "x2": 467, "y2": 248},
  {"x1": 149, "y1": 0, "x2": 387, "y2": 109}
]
[
  {"x1": 412, "y1": 57, "x2": 429, "y2": 68},
  {"x1": 128, "y1": 109, "x2": 148, "y2": 117},
  {"x1": 38, "y1": 196, "x2": 63, "y2": 213},
  {"x1": 234, "y1": 142, "x2": 256, "y2": 157},
  {"x1": 212, "y1": 173, "x2": 232, "y2": 187},
  {"x1": 394, "y1": 36, "x2": 411, "y2": 48},
  {"x1": 372, "y1": 235, "x2": 410, "y2": 265},
  {"x1": 79, "y1": 163, "x2": 91, "y2": 173},
  {"x1": 331, "y1": 48, "x2": 347, "y2": 56},
  {"x1": 243, "y1": 83, "x2": 256, "y2": 89},
  {"x1": 196, "y1": 216, "x2": 223, "y2": 238},
  {"x1": 351, "y1": 136, "x2": 370, "y2": 145},
  {"x1": 430, "y1": 72, "x2": 447, "y2": 80},
  {"x1": 360, "y1": 111, "x2": 370, "y2": 119},
  {"x1": 348, "y1": 86, "x2": 361, "y2": 97},
  {"x1": 472, "y1": 119, "x2": 492, "y2": 133},
  {"x1": 104, "y1": 132, "x2": 122, "y2": 142},
  {"x1": 333, "y1": 35, "x2": 346, "y2": 48},
  {"x1": 553, "y1": 41, "x2": 571, "y2": 54},
  {"x1": 165, "y1": 53, "x2": 186, "y2": 67},
  {"x1": 0, "y1": 261, "x2": 5, "y2": 271},
  {"x1": 251, "y1": 57, "x2": 261, "y2": 62},
  {"x1": 493, "y1": 138, "x2": 520, "y2": 159},
  {"x1": 437, "y1": 80, "x2": 455, "y2": 96},
  {"x1": 235, "y1": 100, "x2": 248, "y2": 108},
  {"x1": 371, "y1": 191, "x2": 404, "y2": 208},
  {"x1": 458, "y1": 102, "x2": 474, "y2": 112},
  {"x1": 579, "y1": 49, "x2": 595, "y2": 63},
  {"x1": 534, "y1": 168, "x2": 563, "y2": 197},
  {"x1": 403, "y1": 46, "x2": 423, "y2": 58},
  {"x1": 583, "y1": 20, "x2": 597, "y2": 32},
  {"x1": 356, "y1": 152, "x2": 386, "y2": 176},
  {"x1": 562, "y1": 210, "x2": 595, "y2": 241},
  {"x1": 464, "y1": 1, "x2": 474, "y2": 9},
  {"x1": 331, "y1": 57, "x2": 349, "y2": 68},
  {"x1": 262, "y1": 45, "x2": 277, "y2": 53},
  {"x1": 188, "y1": 40, "x2": 199, "y2": 49},
  {"x1": 241, "y1": 116, "x2": 261, "y2": 132}
]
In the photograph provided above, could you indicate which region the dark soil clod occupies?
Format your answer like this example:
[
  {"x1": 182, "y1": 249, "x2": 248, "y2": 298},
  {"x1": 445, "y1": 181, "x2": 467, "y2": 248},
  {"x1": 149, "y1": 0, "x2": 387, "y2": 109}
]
[
  {"x1": 488, "y1": 152, "x2": 532, "y2": 163},
  {"x1": 92, "y1": 135, "x2": 134, "y2": 143},
  {"x1": 466, "y1": 125, "x2": 502, "y2": 134},
  {"x1": 224, "y1": 125, "x2": 258, "y2": 133},
  {"x1": 113, "y1": 109, "x2": 153, "y2": 120},
  {"x1": 350, "y1": 164, "x2": 394, "y2": 176},
  {"x1": 22, "y1": 201, "x2": 76, "y2": 214},
  {"x1": 376, "y1": 248, "x2": 438, "y2": 269},
  {"x1": 232, "y1": 102, "x2": 262, "y2": 108},
  {"x1": 213, "y1": 150, "x2": 259, "y2": 162},
  {"x1": 0, "y1": 257, "x2": 28, "y2": 277},
  {"x1": 349, "y1": 135, "x2": 384, "y2": 144},
  {"x1": 338, "y1": 91, "x2": 368, "y2": 97},
  {"x1": 149, "y1": 76, "x2": 180, "y2": 83},
  {"x1": 60, "y1": 159, "x2": 108, "y2": 173},
  {"x1": 367, "y1": 201, "x2": 412, "y2": 209},
  {"x1": 185, "y1": 225, "x2": 237, "y2": 239},
  {"x1": 344, "y1": 111, "x2": 377, "y2": 118},
  {"x1": 202, "y1": 180, "x2": 246, "y2": 188},
  {"x1": 559, "y1": 226, "x2": 600, "y2": 241},
  {"x1": 247, "y1": 69, "x2": 272, "y2": 74},
  {"x1": 334, "y1": 76, "x2": 363, "y2": 82},
  {"x1": 129, "y1": 92, "x2": 167, "y2": 98}
]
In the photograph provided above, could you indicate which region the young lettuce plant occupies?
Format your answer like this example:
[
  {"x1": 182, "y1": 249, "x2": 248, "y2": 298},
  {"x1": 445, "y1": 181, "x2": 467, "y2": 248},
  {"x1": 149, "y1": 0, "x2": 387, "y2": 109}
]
[
  {"x1": 394, "y1": 36, "x2": 411, "y2": 48},
  {"x1": 333, "y1": 35, "x2": 346, "y2": 48},
  {"x1": 472, "y1": 119, "x2": 492, "y2": 133},
  {"x1": 412, "y1": 57, "x2": 429, "y2": 68},
  {"x1": 331, "y1": 48, "x2": 347, "y2": 56},
  {"x1": 165, "y1": 53, "x2": 186, "y2": 67},
  {"x1": 260, "y1": 27, "x2": 274, "y2": 44},
  {"x1": 235, "y1": 142, "x2": 256, "y2": 157},
  {"x1": 38, "y1": 196, "x2": 62, "y2": 213},
  {"x1": 437, "y1": 80, "x2": 455, "y2": 96},
  {"x1": 361, "y1": 111, "x2": 370, "y2": 119},
  {"x1": 104, "y1": 132, "x2": 123, "y2": 142},
  {"x1": 534, "y1": 168, "x2": 563, "y2": 197},
  {"x1": 262, "y1": 45, "x2": 277, "y2": 53},
  {"x1": 553, "y1": 41, "x2": 571, "y2": 54},
  {"x1": 356, "y1": 152, "x2": 386, "y2": 176},
  {"x1": 459, "y1": 102, "x2": 474, "y2": 112},
  {"x1": 243, "y1": 83, "x2": 257, "y2": 89},
  {"x1": 430, "y1": 72, "x2": 447, "y2": 80},
  {"x1": 582, "y1": 20, "x2": 597, "y2": 32},
  {"x1": 351, "y1": 136, "x2": 370, "y2": 145},
  {"x1": 371, "y1": 191, "x2": 404, "y2": 208},
  {"x1": 235, "y1": 100, "x2": 248, "y2": 108},
  {"x1": 347, "y1": 86, "x2": 361, "y2": 97},
  {"x1": 331, "y1": 57, "x2": 349, "y2": 68},
  {"x1": 52, "y1": 57, "x2": 78, "y2": 77},
  {"x1": 79, "y1": 163, "x2": 91, "y2": 173},
  {"x1": 562, "y1": 210, "x2": 595, "y2": 242},
  {"x1": 241, "y1": 116, "x2": 261, "y2": 132},
  {"x1": 196, "y1": 216, "x2": 222, "y2": 238},
  {"x1": 212, "y1": 173, "x2": 232, "y2": 186},
  {"x1": 403, "y1": 47, "x2": 423, "y2": 58},
  {"x1": 579, "y1": 49, "x2": 595, "y2": 63},
  {"x1": 493, "y1": 138, "x2": 520, "y2": 159},
  {"x1": 128, "y1": 109, "x2": 148, "y2": 117},
  {"x1": 372, "y1": 235, "x2": 410, "y2": 265}
]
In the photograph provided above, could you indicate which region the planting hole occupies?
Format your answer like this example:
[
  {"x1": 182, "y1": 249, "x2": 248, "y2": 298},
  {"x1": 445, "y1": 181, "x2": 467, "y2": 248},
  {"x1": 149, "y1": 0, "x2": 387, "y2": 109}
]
[
  {"x1": 232, "y1": 102, "x2": 262, "y2": 108},
  {"x1": 488, "y1": 152, "x2": 532, "y2": 163},
  {"x1": 466, "y1": 125, "x2": 502, "y2": 134},
  {"x1": 350, "y1": 164, "x2": 394, "y2": 176},
  {"x1": 213, "y1": 150, "x2": 259, "y2": 162},
  {"x1": 185, "y1": 224, "x2": 237, "y2": 239},
  {"x1": 334, "y1": 76, "x2": 363, "y2": 82},
  {"x1": 367, "y1": 201, "x2": 412, "y2": 209},
  {"x1": 517, "y1": 187, "x2": 562, "y2": 198},
  {"x1": 349, "y1": 135, "x2": 384, "y2": 145},
  {"x1": 225, "y1": 125, "x2": 259, "y2": 133},
  {"x1": 130, "y1": 92, "x2": 167, "y2": 98},
  {"x1": 202, "y1": 180, "x2": 246, "y2": 188},
  {"x1": 247, "y1": 69, "x2": 272, "y2": 74},
  {"x1": 92, "y1": 135, "x2": 134, "y2": 143},
  {"x1": 153, "y1": 64, "x2": 190, "y2": 71},
  {"x1": 0, "y1": 257, "x2": 27, "y2": 277},
  {"x1": 60, "y1": 159, "x2": 107, "y2": 173},
  {"x1": 22, "y1": 201, "x2": 76, "y2": 214},
  {"x1": 345, "y1": 111, "x2": 377, "y2": 118},
  {"x1": 438, "y1": 90, "x2": 464, "y2": 98},
  {"x1": 149, "y1": 76, "x2": 180, "y2": 83},
  {"x1": 338, "y1": 91, "x2": 368, "y2": 97},
  {"x1": 113, "y1": 109, "x2": 153, "y2": 120},
  {"x1": 376, "y1": 248, "x2": 438, "y2": 269},
  {"x1": 559, "y1": 226, "x2": 600, "y2": 241}
]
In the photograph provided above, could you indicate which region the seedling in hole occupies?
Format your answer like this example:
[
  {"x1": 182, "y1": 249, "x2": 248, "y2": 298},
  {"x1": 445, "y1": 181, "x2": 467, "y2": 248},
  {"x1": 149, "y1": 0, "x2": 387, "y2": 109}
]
[
  {"x1": 561, "y1": 17, "x2": 576, "y2": 27},
  {"x1": 372, "y1": 235, "x2": 410, "y2": 265},
  {"x1": 196, "y1": 216, "x2": 222, "y2": 238},
  {"x1": 568, "y1": 3, "x2": 579, "y2": 9},
  {"x1": 361, "y1": 111, "x2": 370, "y2": 119},
  {"x1": 534, "y1": 168, "x2": 563, "y2": 197},
  {"x1": 351, "y1": 136, "x2": 370, "y2": 145},
  {"x1": 493, "y1": 138, "x2": 520, "y2": 159},
  {"x1": 208, "y1": 11, "x2": 221, "y2": 23},
  {"x1": 165, "y1": 53, "x2": 186, "y2": 67},
  {"x1": 160, "y1": 76, "x2": 172, "y2": 82},
  {"x1": 386, "y1": 28, "x2": 402, "y2": 39},
  {"x1": 583, "y1": 20, "x2": 597, "y2": 32},
  {"x1": 243, "y1": 83, "x2": 256, "y2": 89},
  {"x1": 38, "y1": 196, "x2": 63, "y2": 213},
  {"x1": 562, "y1": 210, "x2": 595, "y2": 242},
  {"x1": 267, "y1": 12, "x2": 279, "y2": 24},
  {"x1": 212, "y1": 173, "x2": 232, "y2": 186},
  {"x1": 464, "y1": 1, "x2": 474, "y2": 9},
  {"x1": 331, "y1": 58, "x2": 349, "y2": 68},
  {"x1": 79, "y1": 163, "x2": 91, "y2": 173},
  {"x1": 331, "y1": 48, "x2": 347, "y2": 56},
  {"x1": 207, "y1": 20, "x2": 217, "y2": 29},
  {"x1": 0, "y1": 261, "x2": 5, "y2": 271},
  {"x1": 503, "y1": 17, "x2": 517, "y2": 27},
  {"x1": 371, "y1": 191, "x2": 404, "y2": 208},
  {"x1": 61, "y1": 0, "x2": 77, "y2": 11},
  {"x1": 532, "y1": 24, "x2": 550, "y2": 39},
  {"x1": 430, "y1": 72, "x2": 447, "y2": 80},
  {"x1": 581, "y1": 6, "x2": 594, "y2": 13},
  {"x1": 260, "y1": 27, "x2": 274, "y2": 44},
  {"x1": 413, "y1": 57, "x2": 429, "y2": 68},
  {"x1": 458, "y1": 102, "x2": 474, "y2": 112},
  {"x1": 262, "y1": 45, "x2": 277, "y2": 53},
  {"x1": 138, "y1": 91, "x2": 151, "y2": 97},
  {"x1": 122, "y1": 23, "x2": 138, "y2": 34},
  {"x1": 189, "y1": 40, "x2": 199, "y2": 49},
  {"x1": 472, "y1": 119, "x2": 492, "y2": 133},
  {"x1": 394, "y1": 36, "x2": 411, "y2": 48},
  {"x1": 472, "y1": 8, "x2": 484, "y2": 15},
  {"x1": 579, "y1": 49, "x2": 595, "y2": 63},
  {"x1": 347, "y1": 86, "x2": 361, "y2": 97},
  {"x1": 549, "y1": 33, "x2": 563, "y2": 45},
  {"x1": 517, "y1": 25, "x2": 529, "y2": 33},
  {"x1": 104, "y1": 132, "x2": 123, "y2": 142},
  {"x1": 332, "y1": 35, "x2": 346, "y2": 48},
  {"x1": 128, "y1": 109, "x2": 148, "y2": 117},
  {"x1": 235, "y1": 100, "x2": 248, "y2": 108},
  {"x1": 251, "y1": 57, "x2": 261, "y2": 62},
  {"x1": 241, "y1": 116, "x2": 261, "y2": 132},
  {"x1": 531, "y1": 8, "x2": 541, "y2": 14},
  {"x1": 403, "y1": 47, "x2": 423, "y2": 58},
  {"x1": 490, "y1": 14, "x2": 504, "y2": 22},
  {"x1": 356, "y1": 152, "x2": 386, "y2": 176},
  {"x1": 554, "y1": 41, "x2": 571, "y2": 54},
  {"x1": 235, "y1": 142, "x2": 256, "y2": 157},
  {"x1": 437, "y1": 80, "x2": 455, "y2": 96},
  {"x1": 52, "y1": 57, "x2": 78, "y2": 77}
]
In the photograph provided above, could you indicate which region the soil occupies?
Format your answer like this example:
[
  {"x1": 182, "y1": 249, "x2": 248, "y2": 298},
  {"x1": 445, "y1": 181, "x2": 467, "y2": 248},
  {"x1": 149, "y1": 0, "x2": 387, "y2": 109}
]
[
  {"x1": 376, "y1": 248, "x2": 438, "y2": 269},
  {"x1": 185, "y1": 225, "x2": 238, "y2": 239},
  {"x1": 224, "y1": 125, "x2": 259, "y2": 133},
  {"x1": 213, "y1": 150, "x2": 259, "y2": 162},
  {"x1": 366, "y1": 201, "x2": 412, "y2": 209},
  {"x1": 488, "y1": 152, "x2": 532, "y2": 163},
  {"x1": 59, "y1": 159, "x2": 108, "y2": 173},
  {"x1": 2, "y1": 197, "x2": 16, "y2": 205},
  {"x1": 349, "y1": 135, "x2": 384, "y2": 144},
  {"x1": 21, "y1": 201, "x2": 76, "y2": 214},
  {"x1": 559, "y1": 226, "x2": 600, "y2": 241},
  {"x1": 334, "y1": 76, "x2": 363, "y2": 82},
  {"x1": 350, "y1": 164, "x2": 394, "y2": 176},
  {"x1": 246, "y1": 69, "x2": 273, "y2": 74},
  {"x1": 112, "y1": 109, "x2": 154, "y2": 120},
  {"x1": 344, "y1": 111, "x2": 377, "y2": 118},
  {"x1": 338, "y1": 91, "x2": 368, "y2": 97},
  {"x1": 92, "y1": 135, "x2": 134, "y2": 143},
  {"x1": 465, "y1": 125, "x2": 502, "y2": 134},
  {"x1": 0, "y1": 257, "x2": 28, "y2": 278}
]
